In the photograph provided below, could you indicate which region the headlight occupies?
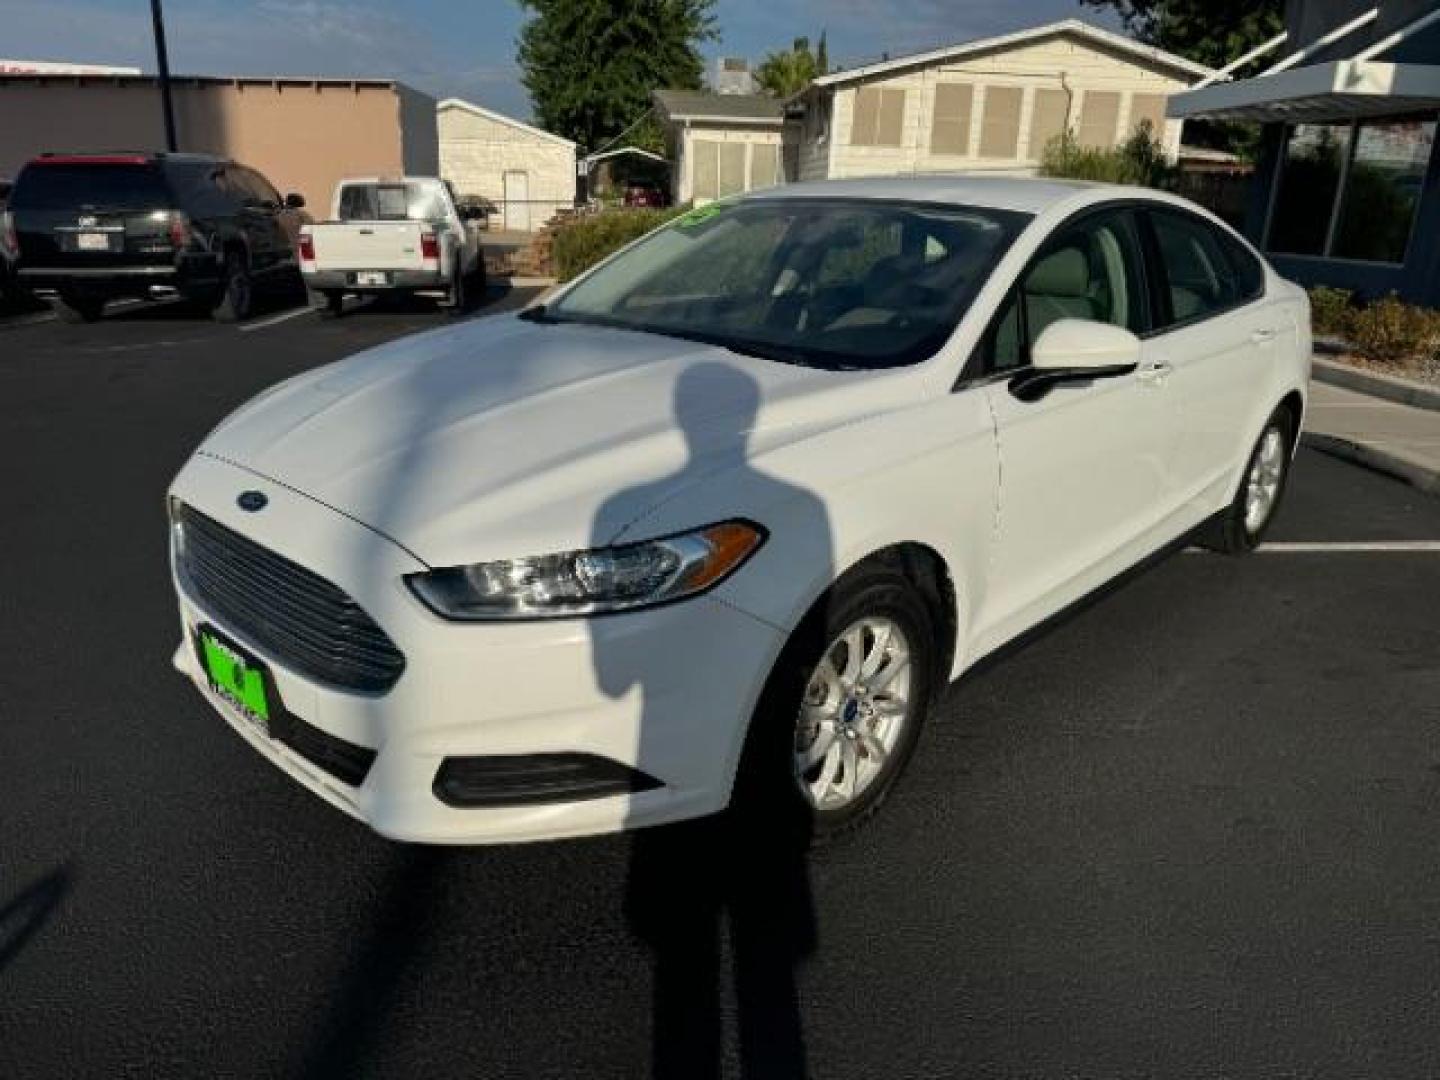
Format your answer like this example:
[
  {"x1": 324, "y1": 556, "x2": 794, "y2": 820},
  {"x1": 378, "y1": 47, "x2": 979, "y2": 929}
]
[{"x1": 406, "y1": 521, "x2": 765, "y2": 620}]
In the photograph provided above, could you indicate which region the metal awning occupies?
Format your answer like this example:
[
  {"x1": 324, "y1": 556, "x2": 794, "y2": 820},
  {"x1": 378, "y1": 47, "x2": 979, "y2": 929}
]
[{"x1": 1168, "y1": 60, "x2": 1440, "y2": 122}]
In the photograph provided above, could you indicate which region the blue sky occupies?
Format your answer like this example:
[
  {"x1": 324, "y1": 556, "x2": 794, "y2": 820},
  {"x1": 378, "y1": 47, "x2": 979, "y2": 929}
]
[{"x1": 1, "y1": 0, "x2": 1116, "y2": 121}]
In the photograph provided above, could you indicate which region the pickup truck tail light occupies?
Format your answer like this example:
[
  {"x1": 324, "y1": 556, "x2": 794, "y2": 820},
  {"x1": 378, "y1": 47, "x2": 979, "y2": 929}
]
[
  {"x1": 420, "y1": 232, "x2": 440, "y2": 262},
  {"x1": 298, "y1": 232, "x2": 315, "y2": 264},
  {"x1": 168, "y1": 211, "x2": 191, "y2": 250}
]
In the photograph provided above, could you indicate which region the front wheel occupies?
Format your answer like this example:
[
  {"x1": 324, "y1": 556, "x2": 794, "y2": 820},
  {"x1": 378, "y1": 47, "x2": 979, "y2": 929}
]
[
  {"x1": 1205, "y1": 409, "x2": 1293, "y2": 554},
  {"x1": 734, "y1": 566, "x2": 936, "y2": 842}
]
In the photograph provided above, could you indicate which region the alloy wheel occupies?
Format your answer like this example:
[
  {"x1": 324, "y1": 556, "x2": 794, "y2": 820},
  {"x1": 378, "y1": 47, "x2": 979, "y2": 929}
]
[
  {"x1": 794, "y1": 616, "x2": 913, "y2": 810},
  {"x1": 1244, "y1": 427, "x2": 1286, "y2": 534}
]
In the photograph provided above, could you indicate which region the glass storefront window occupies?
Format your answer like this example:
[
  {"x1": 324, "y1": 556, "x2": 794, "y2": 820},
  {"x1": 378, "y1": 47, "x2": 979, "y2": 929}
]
[
  {"x1": 1267, "y1": 115, "x2": 1437, "y2": 265},
  {"x1": 1268, "y1": 123, "x2": 1347, "y2": 256},
  {"x1": 1332, "y1": 118, "x2": 1436, "y2": 263}
]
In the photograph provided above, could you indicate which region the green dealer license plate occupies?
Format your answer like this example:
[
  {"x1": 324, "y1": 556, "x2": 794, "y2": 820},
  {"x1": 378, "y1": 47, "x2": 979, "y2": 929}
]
[{"x1": 198, "y1": 627, "x2": 271, "y2": 727}]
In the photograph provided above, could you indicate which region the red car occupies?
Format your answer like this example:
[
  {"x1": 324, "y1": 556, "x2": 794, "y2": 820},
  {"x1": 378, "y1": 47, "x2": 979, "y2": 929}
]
[{"x1": 623, "y1": 182, "x2": 667, "y2": 208}]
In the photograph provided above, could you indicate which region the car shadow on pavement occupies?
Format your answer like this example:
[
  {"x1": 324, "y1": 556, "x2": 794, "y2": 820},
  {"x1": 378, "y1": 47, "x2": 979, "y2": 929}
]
[
  {"x1": 0, "y1": 865, "x2": 73, "y2": 975},
  {"x1": 595, "y1": 363, "x2": 825, "y2": 1079}
]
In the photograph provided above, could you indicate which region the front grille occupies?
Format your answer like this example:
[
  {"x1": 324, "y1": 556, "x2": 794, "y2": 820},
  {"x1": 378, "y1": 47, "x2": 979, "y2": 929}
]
[{"x1": 177, "y1": 504, "x2": 406, "y2": 693}]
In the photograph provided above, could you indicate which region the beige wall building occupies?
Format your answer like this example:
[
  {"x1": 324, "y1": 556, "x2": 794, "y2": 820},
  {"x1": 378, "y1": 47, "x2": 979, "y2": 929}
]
[
  {"x1": 796, "y1": 20, "x2": 1213, "y2": 181},
  {"x1": 0, "y1": 74, "x2": 437, "y2": 211},
  {"x1": 438, "y1": 98, "x2": 576, "y2": 232},
  {"x1": 654, "y1": 90, "x2": 786, "y2": 205}
]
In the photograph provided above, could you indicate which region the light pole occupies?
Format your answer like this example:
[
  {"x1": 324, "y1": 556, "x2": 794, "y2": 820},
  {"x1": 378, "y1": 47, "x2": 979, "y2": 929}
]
[{"x1": 149, "y1": 0, "x2": 178, "y2": 151}]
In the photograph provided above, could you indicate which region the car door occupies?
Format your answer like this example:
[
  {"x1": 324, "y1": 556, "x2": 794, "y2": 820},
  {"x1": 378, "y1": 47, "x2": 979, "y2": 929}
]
[
  {"x1": 229, "y1": 166, "x2": 290, "y2": 277},
  {"x1": 1138, "y1": 206, "x2": 1285, "y2": 509},
  {"x1": 973, "y1": 205, "x2": 1179, "y2": 648}
]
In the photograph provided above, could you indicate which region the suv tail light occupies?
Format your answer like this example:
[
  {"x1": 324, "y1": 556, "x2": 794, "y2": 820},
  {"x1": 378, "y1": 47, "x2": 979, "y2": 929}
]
[
  {"x1": 420, "y1": 232, "x2": 439, "y2": 262},
  {"x1": 168, "y1": 211, "x2": 191, "y2": 250},
  {"x1": 298, "y1": 232, "x2": 315, "y2": 264},
  {"x1": 1, "y1": 211, "x2": 16, "y2": 259}
]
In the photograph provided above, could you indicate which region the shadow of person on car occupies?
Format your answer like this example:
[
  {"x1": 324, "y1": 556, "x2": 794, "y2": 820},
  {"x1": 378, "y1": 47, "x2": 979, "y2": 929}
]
[
  {"x1": 0, "y1": 865, "x2": 73, "y2": 975},
  {"x1": 591, "y1": 362, "x2": 827, "y2": 1079}
]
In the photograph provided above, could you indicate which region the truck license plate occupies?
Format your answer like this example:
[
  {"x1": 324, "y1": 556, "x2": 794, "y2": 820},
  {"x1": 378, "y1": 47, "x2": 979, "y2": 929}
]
[
  {"x1": 77, "y1": 232, "x2": 110, "y2": 251},
  {"x1": 355, "y1": 271, "x2": 388, "y2": 287}
]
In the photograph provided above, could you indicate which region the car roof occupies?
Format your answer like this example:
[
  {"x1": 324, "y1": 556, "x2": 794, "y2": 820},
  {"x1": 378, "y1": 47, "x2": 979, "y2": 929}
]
[{"x1": 748, "y1": 174, "x2": 1147, "y2": 215}]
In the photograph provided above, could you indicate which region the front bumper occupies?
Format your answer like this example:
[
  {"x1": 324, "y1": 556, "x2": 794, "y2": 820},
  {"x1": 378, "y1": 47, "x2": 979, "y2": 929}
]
[{"x1": 169, "y1": 455, "x2": 785, "y2": 844}]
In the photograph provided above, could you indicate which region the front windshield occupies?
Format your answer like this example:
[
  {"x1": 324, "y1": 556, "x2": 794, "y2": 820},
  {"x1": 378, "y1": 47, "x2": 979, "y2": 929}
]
[{"x1": 545, "y1": 198, "x2": 1029, "y2": 370}]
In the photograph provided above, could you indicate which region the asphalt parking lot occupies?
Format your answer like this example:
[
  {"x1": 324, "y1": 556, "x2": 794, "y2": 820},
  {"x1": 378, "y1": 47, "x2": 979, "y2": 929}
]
[{"x1": 2, "y1": 292, "x2": 1439, "y2": 1079}]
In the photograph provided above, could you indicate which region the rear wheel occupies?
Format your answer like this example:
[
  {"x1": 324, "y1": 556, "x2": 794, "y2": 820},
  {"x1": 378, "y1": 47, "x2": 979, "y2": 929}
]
[
  {"x1": 211, "y1": 251, "x2": 253, "y2": 323},
  {"x1": 54, "y1": 291, "x2": 105, "y2": 323},
  {"x1": 733, "y1": 565, "x2": 936, "y2": 842},
  {"x1": 1204, "y1": 409, "x2": 1293, "y2": 554},
  {"x1": 443, "y1": 263, "x2": 468, "y2": 317},
  {"x1": 317, "y1": 290, "x2": 345, "y2": 319}
]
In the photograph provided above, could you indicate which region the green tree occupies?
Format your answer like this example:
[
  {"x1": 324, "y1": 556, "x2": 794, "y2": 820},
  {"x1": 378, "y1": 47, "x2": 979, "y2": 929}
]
[
  {"x1": 754, "y1": 35, "x2": 820, "y2": 98},
  {"x1": 1079, "y1": 0, "x2": 1284, "y2": 159},
  {"x1": 1078, "y1": 0, "x2": 1283, "y2": 70},
  {"x1": 518, "y1": 0, "x2": 718, "y2": 153}
]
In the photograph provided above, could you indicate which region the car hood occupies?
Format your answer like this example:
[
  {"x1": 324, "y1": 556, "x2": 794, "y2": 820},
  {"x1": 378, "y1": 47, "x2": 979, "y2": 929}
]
[{"x1": 200, "y1": 315, "x2": 920, "y2": 567}]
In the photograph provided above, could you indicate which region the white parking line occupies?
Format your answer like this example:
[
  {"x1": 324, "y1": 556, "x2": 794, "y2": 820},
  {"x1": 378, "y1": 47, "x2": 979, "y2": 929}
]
[{"x1": 238, "y1": 305, "x2": 314, "y2": 332}]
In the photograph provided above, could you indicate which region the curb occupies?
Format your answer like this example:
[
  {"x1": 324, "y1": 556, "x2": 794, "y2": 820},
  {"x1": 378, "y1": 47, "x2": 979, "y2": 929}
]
[
  {"x1": 1312, "y1": 357, "x2": 1440, "y2": 412},
  {"x1": 1302, "y1": 432, "x2": 1440, "y2": 496}
]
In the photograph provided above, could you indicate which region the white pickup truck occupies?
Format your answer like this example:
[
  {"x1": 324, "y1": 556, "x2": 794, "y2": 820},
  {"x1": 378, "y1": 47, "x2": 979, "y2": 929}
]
[{"x1": 299, "y1": 176, "x2": 486, "y2": 316}]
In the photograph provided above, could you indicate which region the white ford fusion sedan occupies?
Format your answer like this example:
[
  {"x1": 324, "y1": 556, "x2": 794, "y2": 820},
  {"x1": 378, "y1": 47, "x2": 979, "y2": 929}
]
[{"x1": 168, "y1": 177, "x2": 1310, "y2": 844}]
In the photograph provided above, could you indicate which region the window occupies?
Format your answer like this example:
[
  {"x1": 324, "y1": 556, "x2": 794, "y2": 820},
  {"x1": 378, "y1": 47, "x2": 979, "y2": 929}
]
[
  {"x1": 851, "y1": 87, "x2": 906, "y2": 147},
  {"x1": 930, "y1": 83, "x2": 973, "y2": 156},
  {"x1": 693, "y1": 141, "x2": 719, "y2": 201},
  {"x1": 1268, "y1": 116, "x2": 1436, "y2": 265},
  {"x1": 1267, "y1": 122, "x2": 1346, "y2": 256},
  {"x1": 1077, "y1": 91, "x2": 1120, "y2": 149},
  {"x1": 239, "y1": 167, "x2": 282, "y2": 206},
  {"x1": 1148, "y1": 209, "x2": 1248, "y2": 328},
  {"x1": 982, "y1": 209, "x2": 1145, "y2": 372},
  {"x1": 979, "y1": 87, "x2": 1023, "y2": 159},
  {"x1": 749, "y1": 143, "x2": 781, "y2": 191},
  {"x1": 1028, "y1": 87, "x2": 1070, "y2": 158},
  {"x1": 337, "y1": 182, "x2": 449, "y2": 222},
  {"x1": 548, "y1": 198, "x2": 1028, "y2": 371},
  {"x1": 1128, "y1": 94, "x2": 1167, "y2": 139},
  {"x1": 1332, "y1": 118, "x2": 1435, "y2": 263}
]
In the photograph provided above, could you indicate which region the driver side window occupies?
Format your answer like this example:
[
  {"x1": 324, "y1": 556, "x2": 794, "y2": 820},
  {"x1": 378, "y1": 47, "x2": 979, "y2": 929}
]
[{"x1": 983, "y1": 209, "x2": 1147, "y2": 373}]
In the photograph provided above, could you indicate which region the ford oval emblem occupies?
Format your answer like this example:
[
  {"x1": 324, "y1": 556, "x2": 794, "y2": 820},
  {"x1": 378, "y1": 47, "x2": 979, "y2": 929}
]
[{"x1": 237, "y1": 490, "x2": 268, "y2": 512}]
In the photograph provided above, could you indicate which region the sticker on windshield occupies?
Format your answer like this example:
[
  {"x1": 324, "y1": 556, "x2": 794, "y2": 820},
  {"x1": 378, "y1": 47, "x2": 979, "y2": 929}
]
[{"x1": 673, "y1": 202, "x2": 730, "y2": 230}]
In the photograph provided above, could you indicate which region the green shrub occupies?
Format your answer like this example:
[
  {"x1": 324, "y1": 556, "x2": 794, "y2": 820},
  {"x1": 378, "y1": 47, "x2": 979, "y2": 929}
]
[
  {"x1": 1346, "y1": 295, "x2": 1440, "y2": 367},
  {"x1": 1308, "y1": 286, "x2": 1355, "y2": 337},
  {"x1": 1038, "y1": 121, "x2": 1177, "y2": 189},
  {"x1": 551, "y1": 207, "x2": 685, "y2": 282}
]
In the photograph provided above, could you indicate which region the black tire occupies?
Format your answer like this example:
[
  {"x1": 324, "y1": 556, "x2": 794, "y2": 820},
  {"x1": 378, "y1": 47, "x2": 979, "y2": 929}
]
[
  {"x1": 1203, "y1": 407, "x2": 1294, "y2": 555},
  {"x1": 53, "y1": 292, "x2": 105, "y2": 323},
  {"x1": 317, "y1": 290, "x2": 345, "y2": 319},
  {"x1": 211, "y1": 250, "x2": 253, "y2": 323},
  {"x1": 733, "y1": 563, "x2": 937, "y2": 843},
  {"x1": 443, "y1": 263, "x2": 468, "y2": 317}
]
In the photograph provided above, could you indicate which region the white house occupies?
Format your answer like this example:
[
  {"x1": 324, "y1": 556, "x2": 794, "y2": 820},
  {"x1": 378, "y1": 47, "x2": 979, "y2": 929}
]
[
  {"x1": 437, "y1": 98, "x2": 576, "y2": 232},
  {"x1": 654, "y1": 89, "x2": 787, "y2": 205}
]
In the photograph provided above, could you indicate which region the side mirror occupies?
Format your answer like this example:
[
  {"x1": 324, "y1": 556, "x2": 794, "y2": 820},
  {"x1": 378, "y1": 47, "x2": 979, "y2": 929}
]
[
  {"x1": 1011, "y1": 319, "x2": 1140, "y2": 402},
  {"x1": 284, "y1": 192, "x2": 306, "y2": 210}
]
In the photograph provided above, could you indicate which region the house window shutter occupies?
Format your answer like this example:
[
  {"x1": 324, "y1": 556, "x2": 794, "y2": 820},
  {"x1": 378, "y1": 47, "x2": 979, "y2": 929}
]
[
  {"x1": 718, "y1": 142, "x2": 746, "y2": 196},
  {"x1": 693, "y1": 140, "x2": 719, "y2": 200},
  {"x1": 1029, "y1": 87, "x2": 1070, "y2": 157},
  {"x1": 876, "y1": 88, "x2": 906, "y2": 146},
  {"x1": 852, "y1": 87, "x2": 881, "y2": 146},
  {"x1": 930, "y1": 83, "x2": 973, "y2": 156},
  {"x1": 749, "y1": 143, "x2": 780, "y2": 190},
  {"x1": 1078, "y1": 91, "x2": 1121, "y2": 148},
  {"x1": 978, "y1": 86, "x2": 1022, "y2": 159},
  {"x1": 1129, "y1": 93, "x2": 1167, "y2": 139}
]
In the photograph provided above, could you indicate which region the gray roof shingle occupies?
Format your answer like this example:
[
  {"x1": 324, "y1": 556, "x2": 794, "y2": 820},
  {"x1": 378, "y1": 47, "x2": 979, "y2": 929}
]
[{"x1": 653, "y1": 89, "x2": 785, "y2": 122}]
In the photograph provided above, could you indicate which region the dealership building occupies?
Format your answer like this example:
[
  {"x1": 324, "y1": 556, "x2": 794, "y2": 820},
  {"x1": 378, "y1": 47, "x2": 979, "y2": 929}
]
[{"x1": 0, "y1": 72, "x2": 438, "y2": 213}]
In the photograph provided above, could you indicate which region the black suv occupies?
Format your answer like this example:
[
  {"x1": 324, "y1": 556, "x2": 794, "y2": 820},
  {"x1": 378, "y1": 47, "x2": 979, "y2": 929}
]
[{"x1": 5, "y1": 152, "x2": 306, "y2": 323}]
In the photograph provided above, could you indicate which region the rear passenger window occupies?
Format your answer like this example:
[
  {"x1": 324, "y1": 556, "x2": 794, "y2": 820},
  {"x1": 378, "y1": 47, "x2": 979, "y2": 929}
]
[{"x1": 1149, "y1": 209, "x2": 1252, "y2": 328}]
